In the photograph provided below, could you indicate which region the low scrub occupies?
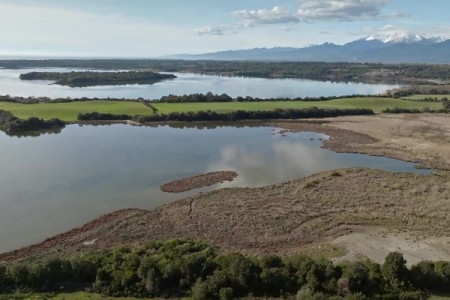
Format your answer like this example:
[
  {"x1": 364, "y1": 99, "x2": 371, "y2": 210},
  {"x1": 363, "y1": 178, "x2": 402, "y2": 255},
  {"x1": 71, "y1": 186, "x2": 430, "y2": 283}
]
[
  {"x1": 78, "y1": 112, "x2": 132, "y2": 121},
  {"x1": 78, "y1": 107, "x2": 375, "y2": 122},
  {"x1": 157, "y1": 92, "x2": 380, "y2": 103},
  {"x1": 383, "y1": 107, "x2": 449, "y2": 114},
  {"x1": 0, "y1": 240, "x2": 449, "y2": 299},
  {"x1": 0, "y1": 110, "x2": 65, "y2": 133}
]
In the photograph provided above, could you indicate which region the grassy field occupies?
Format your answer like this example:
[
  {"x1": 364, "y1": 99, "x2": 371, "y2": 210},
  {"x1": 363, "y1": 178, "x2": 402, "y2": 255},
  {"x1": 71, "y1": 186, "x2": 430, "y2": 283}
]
[
  {"x1": 0, "y1": 101, "x2": 153, "y2": 121},
  {"x1": 404, "y1": 94, "x2": 449, "y2": 100},
  {"x1": 152, "y1": 97, "x2": 443, "y2": 114},
  {"x1": 0, "y1": 97, "x2": 443, "y2": 121}
]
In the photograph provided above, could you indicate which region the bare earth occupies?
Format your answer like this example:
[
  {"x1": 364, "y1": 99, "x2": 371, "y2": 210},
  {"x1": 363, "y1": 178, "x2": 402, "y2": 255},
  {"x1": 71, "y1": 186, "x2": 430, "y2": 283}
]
[
  {"x1": 160, "y1": 171, "x2": 238, "y2": 193},
  {"x1": 271, "y1": 113, "x2": 450, "y2": 170},
  {"x1": 2, "y1": 114, "x2": 450, "y2": 265}
]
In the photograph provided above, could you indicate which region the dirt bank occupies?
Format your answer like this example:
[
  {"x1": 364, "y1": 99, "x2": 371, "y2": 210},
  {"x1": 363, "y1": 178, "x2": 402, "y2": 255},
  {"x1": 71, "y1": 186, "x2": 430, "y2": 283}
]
[
  {"x1": 2, "y1": 168, "x2": 450, "y2": 264},
  {"x1": 270, "y1": 113, "x2": 450, "y2": 170},
  {"x1": 333, "y1": 227, "x2": 450, "y2": 266},
  {"x1": 161, "y1": 171, "x2": 238, "y2": 193}
]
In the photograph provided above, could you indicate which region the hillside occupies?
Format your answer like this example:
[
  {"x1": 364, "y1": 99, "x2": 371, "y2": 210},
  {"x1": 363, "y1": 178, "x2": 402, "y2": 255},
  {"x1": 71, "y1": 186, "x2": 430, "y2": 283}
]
[{"x1": 173, "y1": 34, "x2": 450, "y2": 64}]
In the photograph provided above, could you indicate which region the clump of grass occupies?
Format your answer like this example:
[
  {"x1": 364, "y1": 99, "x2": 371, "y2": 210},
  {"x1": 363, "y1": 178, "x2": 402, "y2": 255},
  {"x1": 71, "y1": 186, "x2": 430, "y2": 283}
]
[
  {"x1": 330, "y1": 171, "x2": 342, "y2": 177},
  {"x1": 304, "y1": 179, "x2": 321, "y2": 189},
  {"x1": 413, "y1": 164, "x2": 427, "y2": 169}
]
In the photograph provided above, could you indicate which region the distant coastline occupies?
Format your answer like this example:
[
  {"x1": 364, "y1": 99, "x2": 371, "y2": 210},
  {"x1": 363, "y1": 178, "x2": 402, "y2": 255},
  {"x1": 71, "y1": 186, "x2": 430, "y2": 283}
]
[{"x1": 19, "y1": 71, "x2": 176, "y2": 87}]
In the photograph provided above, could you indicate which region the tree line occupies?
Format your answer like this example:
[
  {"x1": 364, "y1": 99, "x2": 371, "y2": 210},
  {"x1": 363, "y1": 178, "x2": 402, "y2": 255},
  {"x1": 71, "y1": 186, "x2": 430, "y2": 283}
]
[
  {"x1": 78, "y1": 107, "x2": 375, "y2": 122},
  {"x1": 156, "y1": 92, "x2": 378, "y2": 103},
  {"x1": 0, "y1": 93, "x2": 388, "y2": 105},
  {"x1": 0, "y1": 239, "x2": 449, "y2": 299},
  {"x1": 19, "y1": 71, "x2": 176, "y2": 88},
  {"x1": 0, "y1": 110, "x2": 65, "y2": 134},
  {"x1": 4, "y1": 59, "x2": 450, "y2": 83}
]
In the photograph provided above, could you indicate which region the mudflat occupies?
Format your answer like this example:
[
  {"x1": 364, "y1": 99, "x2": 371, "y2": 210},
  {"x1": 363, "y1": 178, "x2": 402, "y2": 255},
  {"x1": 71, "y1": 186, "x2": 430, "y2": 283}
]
[
  {"x1": 160, "y1": 171, "x2": 238, "y2": 193},
  {"x1": 270, "y1": 113, "x2": 450, "y2": 170},
  {"x1": 2, "y1": 114, "x2": 450, "y2": 265},
  {"x1": 2, "y1": 167, "x2": 450, "y2": 265}
]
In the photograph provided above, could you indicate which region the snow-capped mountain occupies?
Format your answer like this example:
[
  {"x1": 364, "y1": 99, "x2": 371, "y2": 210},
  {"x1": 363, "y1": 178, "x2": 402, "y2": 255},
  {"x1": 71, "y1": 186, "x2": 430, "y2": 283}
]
[
  {"x1": 172, "y1": 33, "x2": 450, "y2": 63},
  {"x1": 364, "y1": 33, "x2": 445, "y2": 44}
]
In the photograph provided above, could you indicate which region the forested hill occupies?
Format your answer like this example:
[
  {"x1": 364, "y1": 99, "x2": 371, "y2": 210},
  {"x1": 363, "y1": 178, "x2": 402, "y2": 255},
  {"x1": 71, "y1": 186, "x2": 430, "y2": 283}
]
[
  {"x1": 4, "y1": 60, "x2": 450, "y2": 84},
  {"x1": 19, "y1": 71, "x2": 176, "y2": 87}
]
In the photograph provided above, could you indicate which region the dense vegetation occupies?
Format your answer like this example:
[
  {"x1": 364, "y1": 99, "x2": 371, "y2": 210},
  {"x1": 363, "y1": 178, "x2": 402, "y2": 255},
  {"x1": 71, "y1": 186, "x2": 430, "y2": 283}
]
[
  {"x1": 78, "y1": 107, "x2": 375, "y2": 122},
  {"x1": 0, "y1": 92, "x2": 390, "y2": 104},
  {"x1": 19, "y1": 71, "x2": 176, "y2": 87},
  {"x1": 3, "y1": 59, "x2": 450, "y2": 83},
  {"x1": 383, "y1": 100, "x2": 450, "y2": 114},
  {"x1": 388, "y1": 85, "x2": 450, "y2": 98},
  {"x1": 0, "y1": 110, "x2": 65, "y2": 134},
  {"x1": 77, "y1": 112, "x2": 133, "y2": 121},
  {"x1": 157, "y1": 92, "x2": 378, "y2": 103},
  {"x1": 0, "y1": 240, "x2": 449, "y2": 299}
]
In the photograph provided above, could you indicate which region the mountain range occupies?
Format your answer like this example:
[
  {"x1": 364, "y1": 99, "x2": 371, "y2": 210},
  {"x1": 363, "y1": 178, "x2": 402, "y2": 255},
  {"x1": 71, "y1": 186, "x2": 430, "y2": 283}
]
[{"x1": 173, "y1": 33, "x2": 450, "y2": 64}]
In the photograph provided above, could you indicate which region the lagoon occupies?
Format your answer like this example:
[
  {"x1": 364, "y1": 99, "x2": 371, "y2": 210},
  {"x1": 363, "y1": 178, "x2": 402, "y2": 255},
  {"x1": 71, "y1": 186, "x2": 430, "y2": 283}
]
[
  {"x1": 0, "y1": 68, "x2": 399, "y2": 99},
  {"x1": 0, "y1": 124, "x2": 429, "y2": 253}
]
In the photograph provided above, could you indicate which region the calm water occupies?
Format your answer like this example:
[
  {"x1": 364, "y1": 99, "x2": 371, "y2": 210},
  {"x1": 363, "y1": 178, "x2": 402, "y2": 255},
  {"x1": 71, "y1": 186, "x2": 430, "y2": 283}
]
[
  {"x1": 0, "y1": 68, "x2": 399, "y2": 99},
  {"x1": 0, "y1": 124, "x2": 429, "y2": 253}
]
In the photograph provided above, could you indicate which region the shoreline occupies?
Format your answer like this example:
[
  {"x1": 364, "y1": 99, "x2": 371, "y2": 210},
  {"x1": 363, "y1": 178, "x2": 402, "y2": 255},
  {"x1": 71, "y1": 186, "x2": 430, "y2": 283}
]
[
  {"x1": 2, "y1": 114, "x2": 450, "y2": 263},
  {"x1": 1, "y1": 167, "x2": 449, "y2": 265},
  {"x1": 76, "y1": 113, "x2": 450, "y2": 170}
]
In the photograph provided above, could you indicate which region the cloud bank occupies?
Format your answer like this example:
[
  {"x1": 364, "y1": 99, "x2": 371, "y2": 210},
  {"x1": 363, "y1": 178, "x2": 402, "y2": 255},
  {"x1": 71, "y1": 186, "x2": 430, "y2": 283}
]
[
  {"x1": 196, "y1": 0, "x2": 398, "y2": 36},
  {"x1": 297, "y1": 0, "x2": 389, "y2": 21}
]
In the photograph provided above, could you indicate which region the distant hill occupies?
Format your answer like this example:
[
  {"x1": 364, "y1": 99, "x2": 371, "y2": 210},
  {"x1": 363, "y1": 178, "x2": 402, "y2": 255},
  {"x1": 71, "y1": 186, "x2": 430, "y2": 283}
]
[{"x1": 172, "y1": 33, "x2": 450, "y2": 63}]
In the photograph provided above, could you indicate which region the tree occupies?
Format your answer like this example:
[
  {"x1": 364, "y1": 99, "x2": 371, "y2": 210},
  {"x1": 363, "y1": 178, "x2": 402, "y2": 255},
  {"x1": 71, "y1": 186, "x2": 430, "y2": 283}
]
[
  {"x1": 381, "y1": 252, "x2": 410, "y2": 291},
  {"x1": 341, "y1": 262, "x2": 370, "y2": 294},
  {"x1": 219, "y1": 287, "x2": 234, "y2": 300},
  {"x1": 11, "y1": 264, "x2": 29, "y2": 286},
  {"x1": 410, "y1": 261, "x2": 440, "y2": 290}
]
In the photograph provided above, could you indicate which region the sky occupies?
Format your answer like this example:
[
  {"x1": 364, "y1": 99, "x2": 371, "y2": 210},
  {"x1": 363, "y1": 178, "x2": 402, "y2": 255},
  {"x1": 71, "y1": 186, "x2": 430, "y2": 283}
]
[{"x1": 0, "y1": 0, "x2": 449, "y2": 57}]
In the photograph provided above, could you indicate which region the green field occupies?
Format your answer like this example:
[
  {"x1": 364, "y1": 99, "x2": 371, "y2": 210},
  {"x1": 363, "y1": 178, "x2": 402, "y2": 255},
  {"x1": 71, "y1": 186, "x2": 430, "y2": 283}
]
[
  {"x1": 404, "y1": 94, "x2": 449, "y2": 101},
  {"x1": 0, "y1": 97, "x2": 443, "y2": 121},
  {"x1": 0, "y1": 101, "x2": 153, "y2": 121},
  {"x1": 153, "y1": 97, "x2": 443, "y2": 114}
]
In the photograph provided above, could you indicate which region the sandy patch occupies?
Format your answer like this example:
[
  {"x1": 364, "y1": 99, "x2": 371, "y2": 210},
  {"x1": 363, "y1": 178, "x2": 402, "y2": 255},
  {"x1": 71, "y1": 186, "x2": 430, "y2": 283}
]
[
  {"x1": 333, "y1": 227, "x2": 450, "y2": 266},
  {"x1": 271, "y1": 113, "x2": 450, "y2": 170}
]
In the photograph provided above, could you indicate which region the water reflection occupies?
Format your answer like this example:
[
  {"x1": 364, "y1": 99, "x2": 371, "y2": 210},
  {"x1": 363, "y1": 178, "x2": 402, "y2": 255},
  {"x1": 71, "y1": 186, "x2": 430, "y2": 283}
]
[
  {"x1": 0, "y1": 124, "x2": 428, "y2": 253},
  {"x1": 0, "y1": 68, "x2": 399, "y2": 99}
]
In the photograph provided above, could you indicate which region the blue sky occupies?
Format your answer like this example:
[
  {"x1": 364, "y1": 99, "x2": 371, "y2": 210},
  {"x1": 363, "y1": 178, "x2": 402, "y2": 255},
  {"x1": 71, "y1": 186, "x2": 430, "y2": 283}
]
[{"x1": 0, "y1": 0, "x2": 449, "y2": 57}]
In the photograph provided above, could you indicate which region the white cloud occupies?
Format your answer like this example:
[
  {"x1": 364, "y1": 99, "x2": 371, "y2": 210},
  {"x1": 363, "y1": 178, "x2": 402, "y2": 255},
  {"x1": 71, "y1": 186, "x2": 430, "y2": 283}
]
[
  {"x1": 297, "y1": 0, "x2": 390, "y2": 21},
  {"x1": 195, "y1": 6, "x2": 299, "y2": 36},
  {"x1": 195, "y1": 26, "x2": 226, "y2": 36},
  {"x1": 195, "y1": 1, "x2": 399, "y2": 37},
  {"x1": 232, "y1": 6, "x2": 300, "y2": 26}
]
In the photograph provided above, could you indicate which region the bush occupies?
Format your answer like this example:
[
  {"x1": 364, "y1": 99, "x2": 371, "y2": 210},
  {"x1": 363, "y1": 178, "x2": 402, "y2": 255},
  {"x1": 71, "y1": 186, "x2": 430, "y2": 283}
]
[
  {"x1": 381, "y1": 252, "x2": 411, "y2": 291},
  {"x1": 130, "y1": 107, "x2": 375, "y2": 123},
  {"x1": 78, "y1": 112, "x2": 132, "y2": 121},
  {"x1": 1, "y1": 242, "x2": 450, "y2": 299}
]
